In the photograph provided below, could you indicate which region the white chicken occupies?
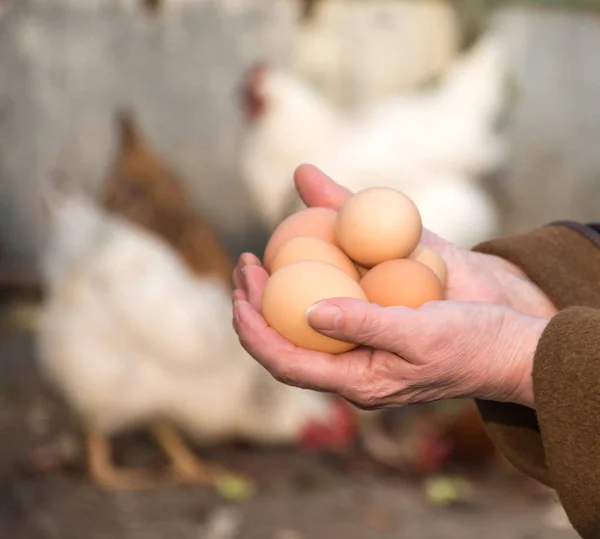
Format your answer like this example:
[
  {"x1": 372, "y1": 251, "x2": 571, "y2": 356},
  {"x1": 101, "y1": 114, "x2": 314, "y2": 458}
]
[
  {"x1": 399, "y1": 173, "x2": 500, "y2": 249},
  {"x1": 35, "y1": 178, "x2": 356, "y2": 491},
  {"x1": 239, "y1": 32, "x2": 507, "y2": 247}
]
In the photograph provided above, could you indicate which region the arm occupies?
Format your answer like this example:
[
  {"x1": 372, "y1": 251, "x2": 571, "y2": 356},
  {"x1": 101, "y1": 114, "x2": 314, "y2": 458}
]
[{"x1": 473, "y1": 221, "x2": 600, "y2": 539}]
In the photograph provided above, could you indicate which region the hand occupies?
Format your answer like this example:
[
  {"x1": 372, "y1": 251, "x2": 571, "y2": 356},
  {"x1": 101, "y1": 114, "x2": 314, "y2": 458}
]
[
  {"x1": 282, "y1": 165, "x2": 556, "y2": 318},
  {"x1": 232, "y1": 164, "x2": 554, "y2": 409},
  {"x1": 233, "y1": 283, "x2": 546, "y2": 409}
]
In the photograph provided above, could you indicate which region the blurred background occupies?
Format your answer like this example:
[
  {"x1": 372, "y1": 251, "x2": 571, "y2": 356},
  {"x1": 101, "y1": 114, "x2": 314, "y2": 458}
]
[{"x1": 0, "y1": 0, "x2": 595, "y2": 537}]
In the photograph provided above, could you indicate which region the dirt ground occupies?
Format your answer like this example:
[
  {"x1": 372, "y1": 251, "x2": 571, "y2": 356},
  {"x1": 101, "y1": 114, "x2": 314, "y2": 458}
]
[{"x1": 0, "y1": 330, "x2": 579, "y2": 539}]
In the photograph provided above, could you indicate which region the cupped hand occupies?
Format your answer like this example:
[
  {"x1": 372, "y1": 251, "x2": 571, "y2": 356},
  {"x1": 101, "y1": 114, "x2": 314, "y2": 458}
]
[
  {"x1": 233, "y1": 260, "x2": 546, "y2": 409},
  {"x1": 231, "y1": 164, "x2": 554, "y2": 410},
  {"x1": 284, "y1": 165, "x2": 556, "y2": 318}
]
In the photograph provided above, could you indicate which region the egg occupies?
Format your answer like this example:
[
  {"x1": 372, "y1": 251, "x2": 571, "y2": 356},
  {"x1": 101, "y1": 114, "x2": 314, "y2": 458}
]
[
  {"x1": 262, "y1": 260, "x2": 367, "y2": 354},
  {"x1": 270, "y1": 236, "x2": 360, "y2": 280},
  {"x1": 360, "y1": 259, "x2": 443, "y2": 308},
  {"x1": 408, "y1": 246, "x2": 448, "y2": 287},
  {"x1": 263, "y1": 207, "x2": 338, "y2": 272},
  {"x1": 336, "y1": 187, "x2": 422, "y2": 267}
]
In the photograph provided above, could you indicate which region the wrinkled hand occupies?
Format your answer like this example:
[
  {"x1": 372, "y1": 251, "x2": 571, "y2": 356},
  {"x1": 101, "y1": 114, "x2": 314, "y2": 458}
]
[
  {"x1": 234, "y1": 283, "x2": 545, "y2": 409},
  {"x1": 232, "y1": 165, "x2": 554, "y2": 410}
]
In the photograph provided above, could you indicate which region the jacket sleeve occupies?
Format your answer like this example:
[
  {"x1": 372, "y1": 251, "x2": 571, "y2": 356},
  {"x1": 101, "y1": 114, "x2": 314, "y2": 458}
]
[{"x1": 473, "y1": 221, "x2": 600, "y2": 538}]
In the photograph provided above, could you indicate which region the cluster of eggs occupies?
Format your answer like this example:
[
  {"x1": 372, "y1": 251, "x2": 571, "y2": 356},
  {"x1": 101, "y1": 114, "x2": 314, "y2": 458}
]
[{"x1": 261, "y1": 187, "x2": 447, "y2": 354}]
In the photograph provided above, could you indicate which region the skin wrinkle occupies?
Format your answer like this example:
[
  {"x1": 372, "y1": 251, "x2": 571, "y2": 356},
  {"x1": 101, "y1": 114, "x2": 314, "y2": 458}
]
[
  {"x1": 384, "y1": 307, "x2": 424, "y2": 357},
  {"x1": 341, "y1": 355, "x2": 376, "y2": 407},
  {"x1": 360, "y1": 360, "x2": 402, "y2": 407},
  {"x1": 303, "y1": 298, "x2": 536, "y2": 410},
  {"x1": 471, "y1": 309, "x2": 508, "y2": 399},
  {"x1": 496, "y1": 319, "x2": 547, "y2": 407},
  {"x1": 349, "y1": 307, "x2": 385, "y2": 347}
]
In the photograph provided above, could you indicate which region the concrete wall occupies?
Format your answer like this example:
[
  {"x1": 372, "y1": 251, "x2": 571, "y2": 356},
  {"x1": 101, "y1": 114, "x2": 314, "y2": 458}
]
[
  {"x1": 2, "y1": 0, "x2": 600, "y2": 265},
  {"x1": 0, "y1": 0, "x2": 459, "y2": 264},
  {"x1": 490, "y1": 7, "x2": 600, "y2": 235}
]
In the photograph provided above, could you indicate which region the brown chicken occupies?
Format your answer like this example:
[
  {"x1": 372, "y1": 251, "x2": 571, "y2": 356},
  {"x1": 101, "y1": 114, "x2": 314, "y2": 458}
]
[
  {"x1": 87, "y1": 112, "x2": 239, "y2": 490},
  {"x1": 101, "y1": 112, "x2": 233, "y2": 286},
  {"x1": 358, "y1": 401, "x2": 498, "y2": 476}
]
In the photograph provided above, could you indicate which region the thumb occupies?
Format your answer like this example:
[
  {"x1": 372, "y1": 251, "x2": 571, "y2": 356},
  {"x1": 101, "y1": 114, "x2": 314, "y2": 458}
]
[
  {"x1": 306, "y1": 298, "x2": 414, "y2": 351},
  {"x1": 293, "y1": 164, "x2": 352, "y2": 211}
]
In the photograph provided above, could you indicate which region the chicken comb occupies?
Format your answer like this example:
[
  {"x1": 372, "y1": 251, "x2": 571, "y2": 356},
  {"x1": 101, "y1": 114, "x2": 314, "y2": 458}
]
[{"x1": 240, "y1": 61, "x2": 270, "y2": 121}]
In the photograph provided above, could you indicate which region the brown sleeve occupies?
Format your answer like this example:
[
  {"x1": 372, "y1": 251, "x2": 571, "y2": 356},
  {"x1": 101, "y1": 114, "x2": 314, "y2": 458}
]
[{"x1": 473, "y1": 222, "x2": 600, "y2": 538}]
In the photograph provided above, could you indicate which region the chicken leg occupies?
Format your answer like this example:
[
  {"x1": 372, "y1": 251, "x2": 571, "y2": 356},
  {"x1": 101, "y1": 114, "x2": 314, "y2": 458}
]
[
  {"x1": 87, "y1": 429, "x2": 156, "y2": 491},
  {"x1": 151, "y1": 421, "x2": 223, "y2": 485}
]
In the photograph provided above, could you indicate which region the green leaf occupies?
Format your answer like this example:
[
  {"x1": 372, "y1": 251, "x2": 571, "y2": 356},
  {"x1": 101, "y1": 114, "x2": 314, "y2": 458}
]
[
  {"x1": 423, "y1": 475, "x2": 473, "y2": 506},
  {"x1": 214, "y1": 473, "x2": 256, "y2": 501}
]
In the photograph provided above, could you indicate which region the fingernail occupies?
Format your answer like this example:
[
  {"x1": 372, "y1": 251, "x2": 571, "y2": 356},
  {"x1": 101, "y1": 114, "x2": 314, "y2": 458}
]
[
  {"x1": 306, "y1": 303, "x2": 342, "y2": 330},
  {"x1": 233, "y1": 299, "x2": 240, "y2": 318}
]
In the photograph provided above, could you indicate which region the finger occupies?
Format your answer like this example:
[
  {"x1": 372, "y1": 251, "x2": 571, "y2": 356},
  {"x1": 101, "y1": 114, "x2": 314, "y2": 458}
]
[
  {"x1": 233, "y1": 259, "x2": 245, "y2": 290},
  {"x1": 233, "y1": 252, "x2": 262, "y2": 290},
  {"x1": 243, "y1": 264, "x2": 270, "y2": 312},
  {"x1": 242, "y1": 252, "x2": 263, "y2": 266},
  {"x1": 233, "y1": 299, "x2": 366, "y2": 393},
  {"x1": 306, "y1": 298, "x2": 419, "y2": 353},
  {"x1": 293, "y1": 164, "x2": 352, "y2": 211},
  {"x1": 233, "y1": 288, "x2": 246, "y2": 302}
]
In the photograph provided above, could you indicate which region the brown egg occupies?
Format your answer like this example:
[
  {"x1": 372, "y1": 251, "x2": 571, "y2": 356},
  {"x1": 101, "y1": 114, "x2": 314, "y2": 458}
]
[
  {"x1": 408, "y1": 246, "x2": 448, "y2": 287},
  {"x1": 263, "y1": 207, "x2": 338, "y2": 272},
  {"x1": 360, "y1": 259, "x2": 443, "y2": 308},
  {"x1": 271, "y1": 236, "x2": 360, "y2": 280},
  {"x1": 336, "y1": 187, "x2": 422, "y2": 267},
  {"x1": 262, "y1": 260, "x2": 367, "y2": 354}
]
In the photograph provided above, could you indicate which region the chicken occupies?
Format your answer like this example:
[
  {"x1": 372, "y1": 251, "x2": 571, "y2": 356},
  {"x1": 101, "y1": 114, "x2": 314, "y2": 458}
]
[
  {"x1": 101, "y1": 112, "x2": 233, "y2": 285},
  {"x1": 356, "y1": 408, "x2": 454, "y2": 475},
  {"x1": 399, "y1": 173, "x2": 500, "y2": 248},
  {"x1": 97, "y1": 113, "x2": 253, "y2": 489},
  {"x1": 357, "y1": 401, "x2": 498, "y2": 476},
  {"x1": 35, "y1": 177, "x2": 357, "y2": 491},
  {"x1": 239, "y1": 33, "x2": 507, "y2": 247}
]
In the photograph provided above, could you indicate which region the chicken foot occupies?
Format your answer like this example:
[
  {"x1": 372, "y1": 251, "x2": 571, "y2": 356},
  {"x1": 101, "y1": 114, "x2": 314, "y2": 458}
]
[
  {"x1": 151, "y1": 421, "x2": 225, "y2": 485},
  {"x1": 87, "y1": 429, "x2": 156, "y2": 491}
]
